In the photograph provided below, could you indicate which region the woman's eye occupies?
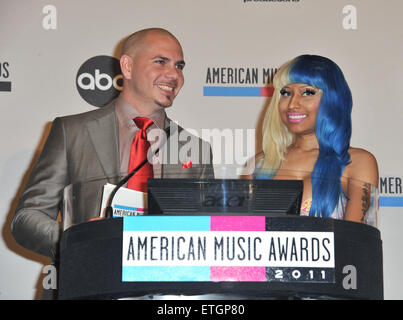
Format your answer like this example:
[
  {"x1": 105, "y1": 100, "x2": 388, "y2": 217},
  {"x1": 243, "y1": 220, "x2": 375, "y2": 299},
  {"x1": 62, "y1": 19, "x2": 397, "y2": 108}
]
[
  {"x1": 301, "y1": 89, "x2": 317, "y2": 96},
  {"x1": 280, "y1": 88, "x2": 291, "y2": 97}
]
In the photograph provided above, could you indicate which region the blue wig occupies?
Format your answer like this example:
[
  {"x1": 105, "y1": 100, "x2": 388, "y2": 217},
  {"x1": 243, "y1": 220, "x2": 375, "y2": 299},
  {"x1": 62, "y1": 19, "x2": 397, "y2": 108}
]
[{"x1": 289, "y1": 55, "x2": 352, "y2": 217}]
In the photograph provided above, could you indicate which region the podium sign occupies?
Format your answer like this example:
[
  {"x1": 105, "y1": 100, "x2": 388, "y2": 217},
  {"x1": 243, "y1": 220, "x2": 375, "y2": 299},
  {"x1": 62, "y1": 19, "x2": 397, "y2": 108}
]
[
  {"x1": 58, "y1": 216, "x2": 383, "y2": 299},
  {"x1": 122, "y1": 216, "x2": 335, "y2": 283}
]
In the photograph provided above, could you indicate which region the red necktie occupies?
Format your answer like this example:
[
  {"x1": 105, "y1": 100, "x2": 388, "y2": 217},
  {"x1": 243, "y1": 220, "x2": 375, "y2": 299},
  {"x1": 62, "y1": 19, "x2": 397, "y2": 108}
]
[{"x1": 127, "y1": 117, "x2": 154, "y2": 192}]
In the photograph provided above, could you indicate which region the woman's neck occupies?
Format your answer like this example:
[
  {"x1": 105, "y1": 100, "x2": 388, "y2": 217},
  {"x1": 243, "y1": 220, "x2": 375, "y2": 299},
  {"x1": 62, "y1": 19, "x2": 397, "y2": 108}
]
[{"x1": 292, "y1": 133, "x2": 319, "y2": 152}]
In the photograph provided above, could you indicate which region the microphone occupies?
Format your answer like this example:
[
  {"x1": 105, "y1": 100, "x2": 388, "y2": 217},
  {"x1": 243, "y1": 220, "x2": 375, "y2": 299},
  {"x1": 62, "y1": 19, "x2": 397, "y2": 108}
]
[{"x1": 105, "y1": 125, "x2": 172, "y2": 218}]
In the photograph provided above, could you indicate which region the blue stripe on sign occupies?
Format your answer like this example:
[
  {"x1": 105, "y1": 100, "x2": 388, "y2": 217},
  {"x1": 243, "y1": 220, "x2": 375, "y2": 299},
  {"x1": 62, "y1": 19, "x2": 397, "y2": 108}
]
[
  {"x1": 379, "y1": 196, "x2": 403, "y2": 207},
  {"x1": 122, "y1": 266, "x2": 210, "y2": 282},
  {"x1": 123, "y1": 216, "x2": 211, "y2": 231},
  {"x1": 203, "y1": 86, "x2": 261, "y2": 97},
  {"x1": 114, "y1": 204, "x2": 142, "y2": 211}
]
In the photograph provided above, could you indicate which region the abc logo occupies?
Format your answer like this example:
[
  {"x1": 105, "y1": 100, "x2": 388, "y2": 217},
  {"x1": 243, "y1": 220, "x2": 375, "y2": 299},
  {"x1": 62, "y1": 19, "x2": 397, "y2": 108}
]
[{"x1": 76, "y1": 55, "x2": 123, "y2": 107}]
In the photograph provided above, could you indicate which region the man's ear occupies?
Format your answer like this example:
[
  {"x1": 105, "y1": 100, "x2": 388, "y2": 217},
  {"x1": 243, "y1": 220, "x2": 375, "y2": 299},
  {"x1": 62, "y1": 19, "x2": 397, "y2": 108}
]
[{"x1": 120, "y1": 54, "x2": 133, "y2": 80}]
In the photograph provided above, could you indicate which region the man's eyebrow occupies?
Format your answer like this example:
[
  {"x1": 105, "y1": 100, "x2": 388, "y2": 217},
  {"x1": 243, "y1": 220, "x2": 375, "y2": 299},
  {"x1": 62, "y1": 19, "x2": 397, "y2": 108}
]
[
  {"x1": 151, "y1": 56, "x2": 185, "y2": 66},
  {"x1": 151, "y1": 55, "x2": 169, "y2": 61}
]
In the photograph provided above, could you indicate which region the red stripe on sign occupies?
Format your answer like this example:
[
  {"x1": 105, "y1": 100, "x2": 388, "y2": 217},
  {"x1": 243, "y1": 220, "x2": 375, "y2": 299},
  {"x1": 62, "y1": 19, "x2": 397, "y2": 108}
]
[{"x1": 260, "y1": 86, "x2": 274, "y2": 97}]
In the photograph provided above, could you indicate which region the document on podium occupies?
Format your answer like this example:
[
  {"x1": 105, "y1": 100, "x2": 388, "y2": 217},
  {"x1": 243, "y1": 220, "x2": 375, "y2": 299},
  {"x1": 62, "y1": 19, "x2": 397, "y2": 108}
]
[{"x1": 100, "y1": 183, "x2": 147, "y2": 218}]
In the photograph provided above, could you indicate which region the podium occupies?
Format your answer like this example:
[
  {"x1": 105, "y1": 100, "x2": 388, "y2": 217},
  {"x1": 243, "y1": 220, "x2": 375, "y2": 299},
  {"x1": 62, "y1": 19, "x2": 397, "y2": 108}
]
[{"x1": 58, "y1": 215, "x2": 383, "y2": 300}]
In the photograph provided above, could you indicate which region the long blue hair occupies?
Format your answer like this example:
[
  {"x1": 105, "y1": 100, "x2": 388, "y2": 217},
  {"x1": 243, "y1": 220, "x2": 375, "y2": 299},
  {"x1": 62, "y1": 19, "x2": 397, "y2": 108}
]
[{"x1": 289, "y1": 55, "x2": 352, "y2": 217}]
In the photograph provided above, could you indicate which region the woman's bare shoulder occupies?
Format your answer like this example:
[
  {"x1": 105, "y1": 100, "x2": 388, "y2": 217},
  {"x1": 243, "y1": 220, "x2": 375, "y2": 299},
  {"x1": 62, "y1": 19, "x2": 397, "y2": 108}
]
[
  {"x1": 239, "y1": 152, "x2": 265, "y2": 177},
  {"x1": 349, "y1": 147, "x2": 377, "y2": 164},
  {"x1": 255, "y1": 151, "x2": 265, "y2": 163},
  {"x1": 345, "y1": 147, "x2": 379, "y2": 186}
]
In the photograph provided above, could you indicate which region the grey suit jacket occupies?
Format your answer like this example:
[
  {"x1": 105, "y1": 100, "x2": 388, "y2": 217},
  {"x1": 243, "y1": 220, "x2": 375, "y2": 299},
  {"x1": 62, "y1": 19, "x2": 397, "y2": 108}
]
[{"x1": 11, "y1": 101, "x2": 214, "y2": 259}]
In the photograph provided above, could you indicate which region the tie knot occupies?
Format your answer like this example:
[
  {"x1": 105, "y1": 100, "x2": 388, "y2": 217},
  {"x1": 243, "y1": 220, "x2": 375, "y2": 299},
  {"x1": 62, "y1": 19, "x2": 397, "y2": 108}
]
[{"x1": 134, "y1": 117, "x2": 154, "y2": 131}]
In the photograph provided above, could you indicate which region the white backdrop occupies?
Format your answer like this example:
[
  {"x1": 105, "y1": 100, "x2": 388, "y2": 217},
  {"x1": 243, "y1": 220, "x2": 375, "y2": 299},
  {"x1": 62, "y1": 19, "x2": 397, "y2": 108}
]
[{"x1": 1, "y1": 0, "x2": 402, "y2": 299}]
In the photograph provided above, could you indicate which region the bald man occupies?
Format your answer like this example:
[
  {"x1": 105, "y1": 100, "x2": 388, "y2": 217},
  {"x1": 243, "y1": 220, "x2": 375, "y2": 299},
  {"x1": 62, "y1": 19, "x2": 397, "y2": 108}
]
[{"x1": 11, "y1": 28, "x2": 214, "y2": 260}]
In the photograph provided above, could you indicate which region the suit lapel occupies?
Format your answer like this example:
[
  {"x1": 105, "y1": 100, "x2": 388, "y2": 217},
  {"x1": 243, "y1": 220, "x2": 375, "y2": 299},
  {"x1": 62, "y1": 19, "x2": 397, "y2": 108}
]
[
  {"x1": 86, "y1": 102, "x2": 120, "y2": 177},
  {"x1": 162, "y1": 118, "x2": 181, "y2": 177},
  {"x1": 162, "y1": 119, "x2": 197, "y2": 178}
]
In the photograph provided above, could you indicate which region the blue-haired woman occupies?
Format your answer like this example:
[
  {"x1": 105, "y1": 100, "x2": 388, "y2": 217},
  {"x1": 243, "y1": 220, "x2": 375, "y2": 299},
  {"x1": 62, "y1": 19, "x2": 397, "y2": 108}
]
[{"x1": 254, "y1": 55, "x2": 378, "y2": 223}]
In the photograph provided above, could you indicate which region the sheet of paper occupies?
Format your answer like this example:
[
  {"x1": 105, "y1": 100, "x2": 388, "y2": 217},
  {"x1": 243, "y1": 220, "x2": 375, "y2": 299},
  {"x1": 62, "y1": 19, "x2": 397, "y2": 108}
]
[{"x1": 100, "y1": 183, "x2": 147, "y2": 218}]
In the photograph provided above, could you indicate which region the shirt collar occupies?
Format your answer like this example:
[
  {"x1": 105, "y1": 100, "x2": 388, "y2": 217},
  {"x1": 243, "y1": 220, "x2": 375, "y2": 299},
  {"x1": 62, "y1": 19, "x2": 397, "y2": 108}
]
[{"x1": 115, "y1": 94, "x2": 166, "y2": 130}]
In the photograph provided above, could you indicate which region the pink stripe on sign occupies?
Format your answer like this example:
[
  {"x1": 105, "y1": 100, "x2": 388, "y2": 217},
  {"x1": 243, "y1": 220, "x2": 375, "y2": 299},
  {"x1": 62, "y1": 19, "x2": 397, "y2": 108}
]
[
  {"x1": 210, "y1": 217, "x2": 267, "y2": 282},
  {"x1": 210, "y1": 216, "x2": 266, "y2": 231},
  {"x1": 210, "y1": 267, "x2": 267, "y2": 282}
]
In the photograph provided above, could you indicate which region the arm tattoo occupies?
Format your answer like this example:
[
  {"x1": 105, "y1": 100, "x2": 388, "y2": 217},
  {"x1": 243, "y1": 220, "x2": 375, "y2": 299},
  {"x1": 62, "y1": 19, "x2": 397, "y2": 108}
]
[{"x1": 360, "y1": 183, "x2": 370, "y2": 222}]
